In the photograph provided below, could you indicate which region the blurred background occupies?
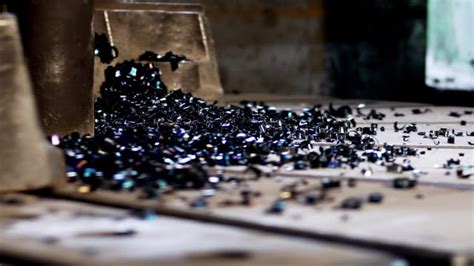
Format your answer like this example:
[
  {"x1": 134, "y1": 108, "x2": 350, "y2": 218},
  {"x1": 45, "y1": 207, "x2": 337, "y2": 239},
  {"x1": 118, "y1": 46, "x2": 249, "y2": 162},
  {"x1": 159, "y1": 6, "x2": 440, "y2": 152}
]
[{"x1": 4, "y1": 0, "x2": 474, "y2": 106}]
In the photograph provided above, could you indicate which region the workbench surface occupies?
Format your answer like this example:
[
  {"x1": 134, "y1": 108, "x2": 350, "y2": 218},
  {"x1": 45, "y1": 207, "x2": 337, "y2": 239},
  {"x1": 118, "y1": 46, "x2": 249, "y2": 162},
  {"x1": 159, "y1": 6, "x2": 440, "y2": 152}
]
[{"x1": 1, "y1": 97, "x2": 473, "y2": 265}]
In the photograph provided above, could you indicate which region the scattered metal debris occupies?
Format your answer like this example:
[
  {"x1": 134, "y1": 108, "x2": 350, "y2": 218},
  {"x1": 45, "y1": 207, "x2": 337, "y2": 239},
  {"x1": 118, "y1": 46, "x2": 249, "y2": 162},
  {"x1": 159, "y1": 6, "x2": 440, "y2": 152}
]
[
  {"x1": 138, "y1": 51, "x2": 188, "y2": 71},
  {"x1": 393, "y1": 122, "x2": 405, "y2": 132},
  {"x1": 448, "y1": 112, "x2": 462, "y2": 118},
  {"x1": 367, "y1": 192, "x2": 384, "y2": 203},
  {"x1": 304, "y1": 189, "x2": 324, "y2": 205},
  {"x1": 321, "y1": 178, "x2": 341, "y2": 190},
  {"x1": 94, "y1": 33, "x2": 118, "y2": 64},
  {"x1": 45, "y1": 44, "x2": 474, "y2": 219},
  {"x1": 266, "y1": 199, "x2": 286, "y2": 214},
  {"x1": 411, "y1": 108, "x2": 431, "y2": 115},
  {"x1": 456, "y1": 167, "x2": 473, "y2": 179},
  {"x1": 392, "y1": 178, "x2": 417, "y2": 189}
]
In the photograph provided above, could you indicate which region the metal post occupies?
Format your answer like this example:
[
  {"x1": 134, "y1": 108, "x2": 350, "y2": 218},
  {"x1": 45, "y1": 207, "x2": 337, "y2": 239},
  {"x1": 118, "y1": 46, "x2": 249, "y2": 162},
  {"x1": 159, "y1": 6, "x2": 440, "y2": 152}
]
[{"x1": 20, "y1": 0, "x2": 95, "y2": 136}]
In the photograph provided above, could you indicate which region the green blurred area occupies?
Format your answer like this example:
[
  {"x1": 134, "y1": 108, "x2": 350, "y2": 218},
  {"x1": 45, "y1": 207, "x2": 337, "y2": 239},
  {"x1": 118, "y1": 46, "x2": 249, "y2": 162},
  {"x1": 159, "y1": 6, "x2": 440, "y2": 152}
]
[{"x1": 426, "y1": 0, "x2": 474, "y2": 90}]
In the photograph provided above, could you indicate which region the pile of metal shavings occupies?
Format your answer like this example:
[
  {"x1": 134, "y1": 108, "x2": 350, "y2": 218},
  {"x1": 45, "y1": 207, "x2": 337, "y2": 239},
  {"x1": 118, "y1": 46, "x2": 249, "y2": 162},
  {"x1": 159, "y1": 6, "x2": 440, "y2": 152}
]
[{"x1": 51, "y1": 45, "x2": 424, "y2": 212}]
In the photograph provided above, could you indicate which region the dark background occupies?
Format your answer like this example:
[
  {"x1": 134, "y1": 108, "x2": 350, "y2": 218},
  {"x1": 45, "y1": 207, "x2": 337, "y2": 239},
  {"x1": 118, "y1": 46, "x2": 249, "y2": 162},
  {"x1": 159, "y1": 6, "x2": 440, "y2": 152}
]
[
  {"x1": 324, "y1": 0, "x2": 473, "y2": 106},
  {"x1": 3, "y1": 0, "x2": 474, "y2": 106}
]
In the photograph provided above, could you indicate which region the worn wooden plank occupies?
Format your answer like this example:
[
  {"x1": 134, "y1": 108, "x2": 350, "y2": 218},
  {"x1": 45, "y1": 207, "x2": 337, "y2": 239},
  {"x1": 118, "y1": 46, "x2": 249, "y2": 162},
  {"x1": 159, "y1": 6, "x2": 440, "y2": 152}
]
[
  {"x1": 3, "y1": 102, "x2": 469, "y2": 264},
  {"x1": 44, "y1": 103, "x2": 474, "y2": 261},
  {"x1": 52, "y1": 174, "x2": 474, "y2": 262},
  {"x1": 0, "y1": 194, "x2": 399, "y2": 265}
]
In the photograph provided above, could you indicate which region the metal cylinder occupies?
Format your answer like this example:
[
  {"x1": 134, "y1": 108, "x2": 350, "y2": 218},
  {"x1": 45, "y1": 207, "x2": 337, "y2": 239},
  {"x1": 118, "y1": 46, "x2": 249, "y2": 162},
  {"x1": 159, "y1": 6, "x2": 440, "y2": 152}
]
[{"x1": 20, "y1": 0, "x2": 94, "y2": 136}]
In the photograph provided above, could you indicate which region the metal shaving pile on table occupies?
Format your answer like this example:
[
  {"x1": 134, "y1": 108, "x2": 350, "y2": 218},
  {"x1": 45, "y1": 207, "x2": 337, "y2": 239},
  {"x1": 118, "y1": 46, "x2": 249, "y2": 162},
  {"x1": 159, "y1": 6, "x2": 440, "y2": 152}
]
[{"x1": 50, "y1": 43, "x2": 467, "y2": 212}]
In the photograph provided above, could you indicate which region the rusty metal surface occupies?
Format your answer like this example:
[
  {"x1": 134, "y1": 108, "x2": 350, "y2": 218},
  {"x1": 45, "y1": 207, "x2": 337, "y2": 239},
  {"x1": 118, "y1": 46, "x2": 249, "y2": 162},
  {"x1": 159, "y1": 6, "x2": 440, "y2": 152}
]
[
  {"x1": 94, "y1": 1, "x2": 223, "y2": 101},
  {"x1": 0, "y1": 14, "x2": 64, "y2": 192},
  {"x1": 18, "y1": 0, "x2": 94, "y2": 136}
]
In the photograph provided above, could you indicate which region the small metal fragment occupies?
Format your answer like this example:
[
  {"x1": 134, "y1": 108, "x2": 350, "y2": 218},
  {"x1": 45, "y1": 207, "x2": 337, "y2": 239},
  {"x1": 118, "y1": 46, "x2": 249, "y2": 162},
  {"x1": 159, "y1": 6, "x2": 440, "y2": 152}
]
[
  {"x1": 340, "y1": 197, "x2": 363, "y2": 209},
  {"x1": 266, "y1": 199, "x2": 286, "y2": 214},
  {"x1": 304, "y1": 189, "x2": 324, "y2": 205},
  {"x1": 412, "y1": 108, "x2": 431, "y2": 114},
  {"x1": 138, "y1": 51, "x2": 188, "y2": 71},
  {"x1": 394, "y1": 122, "x2": 405, "y2": 132},
  {"x1": 447, "y1": 135, "x2": 455, "y2": 144},
  {"x1": 95, "y1": 33, "x2": 118, "y2": 64},
  {"x1": 448, "y1": 112, "x2": 462, "y2": 118},
  {"x1": 456, "y1": 168, "x2": 472, "y2": 179},
  {"x1": 392, "y1": 177, "x2": 417, "y2": 189},
  {"x1": 321, "y1": 178, "x2": 341, "y2": 189},
  {"x1": 367, "y1": 192, "x2": 384, "y2": 203}
]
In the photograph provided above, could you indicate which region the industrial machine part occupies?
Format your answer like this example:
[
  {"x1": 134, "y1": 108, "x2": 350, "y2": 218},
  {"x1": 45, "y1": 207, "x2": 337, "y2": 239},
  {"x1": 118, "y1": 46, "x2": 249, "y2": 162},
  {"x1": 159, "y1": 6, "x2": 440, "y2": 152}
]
[
  {"x1": 0, "y1": 14, "x2": 64, "y2": 192},
  {"x1": 18, "y1": 0, "x2": 95, "y2": 136},
  {"x1": 94, "y1": 1, "x2": 223, "y2": 101}
]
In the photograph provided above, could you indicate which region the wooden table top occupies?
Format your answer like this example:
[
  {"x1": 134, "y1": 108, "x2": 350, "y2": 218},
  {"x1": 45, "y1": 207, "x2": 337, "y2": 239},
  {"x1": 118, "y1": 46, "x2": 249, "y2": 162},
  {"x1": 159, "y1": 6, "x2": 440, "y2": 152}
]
[{"x1": 1, "y1": 97, "x2": 473, "y2": 265}]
